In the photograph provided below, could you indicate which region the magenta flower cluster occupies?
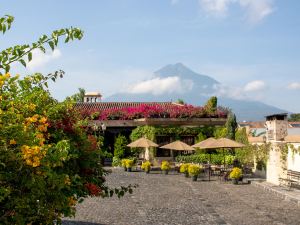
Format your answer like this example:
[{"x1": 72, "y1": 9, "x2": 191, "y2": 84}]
[{"x1": 80, "y1": 104, "x2": 227, "y2": 120}]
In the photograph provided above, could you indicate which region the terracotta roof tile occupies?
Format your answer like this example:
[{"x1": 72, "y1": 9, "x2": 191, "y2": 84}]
[{"x1": 74, "y1": 102, "x2": 175, "y2": 111}]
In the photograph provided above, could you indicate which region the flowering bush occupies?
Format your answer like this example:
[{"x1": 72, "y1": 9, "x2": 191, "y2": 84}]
[
  {"x1": 161, "y1": 161, "x2": 171, "y2": 171},
  {"x1": 125, "y1": 159, "x2": 134, "y2": 169},
  {"x1": 188, "y1": 164, "x2": 202, "y2": 176},
  {"x1": 141, "y1": 161, "x2": 151, "y2": 172},
  {"x1": 0, "y1": 16, "x2": 135, "y2": 225},
  {"x1": 179, "y1": 163, "x2": 190, "y2": 174},
  {"x1": 80, "y1": 104, "x2": 227, "y2": 121},
  {"x1": 229, "y1": 167, "x2": 242, "y2": 180}
]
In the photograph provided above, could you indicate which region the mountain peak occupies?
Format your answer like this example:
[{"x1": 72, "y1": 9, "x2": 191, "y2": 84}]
[{"x1": 154, "y1": 63, "x2": 219, "y2": 85}]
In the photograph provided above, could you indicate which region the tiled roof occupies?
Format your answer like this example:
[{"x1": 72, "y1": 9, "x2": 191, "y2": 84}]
[
  {"x1": 75, "y1": 102, "x2": 175, "y2": 111},
  {"x1": 289, "y1": 122, "x2": 300, "y2": 128}
]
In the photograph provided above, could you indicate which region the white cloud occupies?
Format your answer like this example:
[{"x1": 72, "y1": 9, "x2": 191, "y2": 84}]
[
  {"x1": 198, "y1": 0, "x2": 274, "y2": 23},
  {"x1": 27, "y1": 49, "x2": 61, "y2": 71},
  {"x1": 126, "y1": 76, "x2": 193, "y2": 95},
  {"x1": 244, "y1": 80, "x2": 266, "y2": 92},
  {"x1": 288, "y1": 82, "x2": 300, "y2": 90},
  {"x1": 212, "y1": 80, "x2": 266, "y2": 100},
  {"x1": 199, "y1": 0, "x2": 232, "y2": 16},
  {"x1": 212, "y1": 83, "x2": 246, "y2": 100},
  {"x1": 239, "y1": 0, "x2": 274, "y2": 23}
]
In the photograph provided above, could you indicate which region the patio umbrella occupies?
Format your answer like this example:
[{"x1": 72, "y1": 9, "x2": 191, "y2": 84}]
[
  {"x1": 127, "y1": 137, "x2": 158, "y2": 160},
  {"x1": 160, "y1": 140, "x2": 195, "y2": 151},
  {"x1": 192, "y1": 137, "x2": 245, "y2": 180},
  {"x1": 207, "y1": 138, "x2": 245, "y2": 168},
  {"x1": 192, "y1": 137, "x2": 217, "y2": 149},
  {"x1": 192, "y1": 137, "x2": 218, "y2": 181},
  {"x1": 160, "y1": 140, "x2": 195, "y2": 160}
]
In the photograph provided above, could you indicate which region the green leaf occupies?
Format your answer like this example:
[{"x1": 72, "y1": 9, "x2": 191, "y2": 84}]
[
  {"x1": 28, "y1": 52, "x2": 32, "y2": 62},
  {"x1": 48, "y1": 41, "x2": 55, "y2": 51},
  {"x1": 19, "y1": 59, "x2": 26, "y2": 67},
  {"x1": 5, "y1": 64, "x2": 10, "y2": 72}
]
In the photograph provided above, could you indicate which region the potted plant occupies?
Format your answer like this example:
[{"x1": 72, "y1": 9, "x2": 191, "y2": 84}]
[
  {"x1": 188, "y1": 164, "x2": 202, "y2": 181},
  {"x1": 180, "y1": 163, "x2": 190, "y2": 177},
  {"x1": 121, "y1": 159, "x2": 127, "y2": 171},
  {"x1": 161, "y1": 161, "x2": 171, "y2": 175},
  {"x1": 229, "y1": 167, "x2": 242, "y2": 185},
  {"x1": 141, "y1": 161, "x2": 151, "y2": 173},
  {"x1": 125, "y1": 159, "x2": 134, "y2": 172}
]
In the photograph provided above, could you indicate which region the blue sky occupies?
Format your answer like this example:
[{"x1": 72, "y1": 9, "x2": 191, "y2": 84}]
[{"x1": 1, "y1": 0, "x2": 300, "y2": 112}]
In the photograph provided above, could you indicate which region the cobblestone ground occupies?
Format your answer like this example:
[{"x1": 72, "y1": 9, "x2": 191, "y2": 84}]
[{"x1": 63, "y1": 169, "x2": 300, "y2": 225}]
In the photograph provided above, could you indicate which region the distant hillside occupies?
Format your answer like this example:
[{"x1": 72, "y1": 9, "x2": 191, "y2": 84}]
[{"x1": 106, "y1": 63, "x2": 288, "y2": 121}]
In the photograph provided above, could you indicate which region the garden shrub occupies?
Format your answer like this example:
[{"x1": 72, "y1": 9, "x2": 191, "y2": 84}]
[
  {"x1": 0, "y1": 15, "x2": 134, "y2": 225},
  {"x1": 114, "y1": 134, "x2": 129, "y2": 158},
  {"x1": 176, "y1": 154, "x2": 236, "y2": 165}
]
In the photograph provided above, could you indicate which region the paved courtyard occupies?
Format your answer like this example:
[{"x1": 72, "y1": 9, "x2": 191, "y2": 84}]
[{"x1": 63, "y1": 169, "x2": 300, "y2": 225}]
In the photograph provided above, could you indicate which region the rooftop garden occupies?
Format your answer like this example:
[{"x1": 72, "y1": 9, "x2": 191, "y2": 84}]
[{"x1": 79, "y1": 97, "x2": 228, "y2": 120}]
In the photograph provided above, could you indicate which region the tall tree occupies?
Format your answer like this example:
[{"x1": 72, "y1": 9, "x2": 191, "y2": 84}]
[
  {"x1": 289, "y1": 113, "x2": 300, "y2": 122},
  {"x1": 68, "y1": 87, "x2": 86, "y2": 102},
  {"x1": 226, "y1": 112, "x2": 238, "y2": 140},
  {"x1": 204, "y1": 96, "x2": 217, "y2": 114}
]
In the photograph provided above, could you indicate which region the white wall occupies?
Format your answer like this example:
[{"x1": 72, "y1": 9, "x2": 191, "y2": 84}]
[
  {"x1": 287, "y1": 143, "x2": 300, "y2": 172},
  {"x1": 267, "y1": 144, "x2": 284, "y2": 185}
]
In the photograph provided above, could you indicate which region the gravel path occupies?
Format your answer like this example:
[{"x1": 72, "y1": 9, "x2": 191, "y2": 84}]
[{"x1": 63, "y1": 169, "x2": 300, "y2": 225}]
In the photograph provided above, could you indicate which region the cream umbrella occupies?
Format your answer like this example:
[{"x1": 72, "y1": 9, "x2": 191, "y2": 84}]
[
  {"x1": 192, "y1": 137, "x2": 218, "y2": 181},
  {"x1": 206, "y1": 137, "x2": 245, "y2": 168},
  {"x1": 127, "y1": 137, "x2": 158, "y2": 160},
  {"x1": 160, "y1": 140, "x2": 195, "y2": 159},
  {"x1": 192, "y1": 137, "x2": 217, "y2": 148},
  {"x1": 160, "y1": 140, "x2": 195, "y2": 151},
  {"x1": 192, "y1": 137, "x2": 245, "y2": 180}
]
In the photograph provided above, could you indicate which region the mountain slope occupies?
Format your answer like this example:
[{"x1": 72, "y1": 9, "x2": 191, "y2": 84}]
[{"x1": 105, "y1": 63, "x2": 287, "y2": 121}]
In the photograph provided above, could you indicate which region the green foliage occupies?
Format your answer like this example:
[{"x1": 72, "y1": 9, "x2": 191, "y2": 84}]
[
  {"x1": 289, "y1": 113, "x2": 300, "y2": 122},
  {"x1": 214, "y1": 127, "x2": 227, "y2": 138},
  {"x1": 0, "y1": 23, "x2": 83, "y2": 74},
  {"x1": 229, "y1": 167, "x2": 242, "y2": 179},
  {"x1": 176, "y1": 154, "x2": 236, "y2": 165},
  {"x1": 67, "y1": 87, "x2": 86, "y2": 102},
  {"x1": 0, "y1": 15, "x2": 14, "y2": 34},
  {"x1": 204, "y1": 96, "x2": 217, "y2": 114},
  {"x1": 130, "y1": 125, "x2": 215, "y2": 142},
  {"x1": 112, "y1": 156, "x2": 121, "y2": 167},
  {"x1": 114, "y1": 134, "x2": 129, "y2": 158},
  {"x1": 188, "y1": 164, "x2": 202, "y2": 176},
  {"x1": 0, "y1": 15, "x2": 135, "y2": 224},
  {"x1": 161, "y1": 161, "x2": 171, "y2": 171},
  {"x1": 226, "y1": 113, "x2": 237, "y2": 140},
  {"x1": 176, "y1": 99, "x2": 185, "y2": 104}
]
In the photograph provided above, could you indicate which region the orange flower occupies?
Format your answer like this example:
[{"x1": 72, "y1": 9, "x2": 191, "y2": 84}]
[{"x1": 9, "y1": 139, "x2": 17, "y2": 145}]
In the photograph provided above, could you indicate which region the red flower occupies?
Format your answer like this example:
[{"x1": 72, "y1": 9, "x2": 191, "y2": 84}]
[{"x1": 84, "y1": 183, "x2": 102, "y2": 196}]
